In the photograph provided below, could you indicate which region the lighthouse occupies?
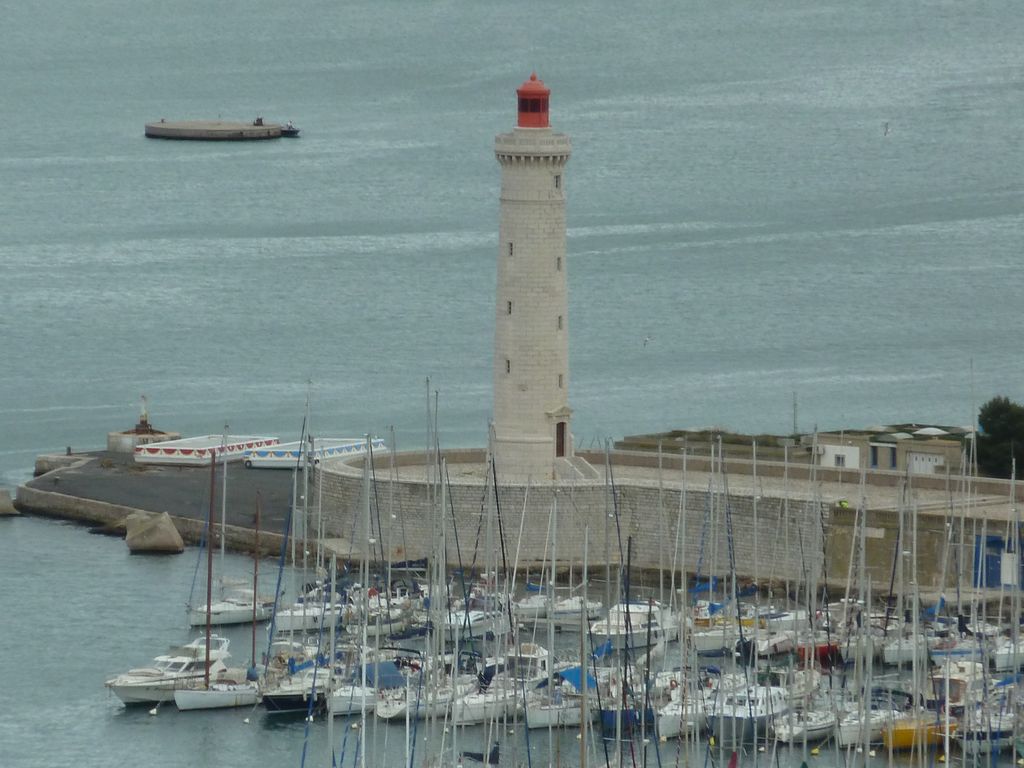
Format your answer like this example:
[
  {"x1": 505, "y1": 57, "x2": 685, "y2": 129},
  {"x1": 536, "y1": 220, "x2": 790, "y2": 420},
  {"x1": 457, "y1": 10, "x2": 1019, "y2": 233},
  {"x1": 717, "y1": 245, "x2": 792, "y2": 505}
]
[{"x1": 492, "y1": 74, "x2": 575, "y2": 480}]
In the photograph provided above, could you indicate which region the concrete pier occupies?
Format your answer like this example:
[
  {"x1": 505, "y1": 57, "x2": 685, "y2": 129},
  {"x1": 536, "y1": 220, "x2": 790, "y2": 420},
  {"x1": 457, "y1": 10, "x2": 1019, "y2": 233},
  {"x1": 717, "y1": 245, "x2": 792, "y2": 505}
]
[
  {"x1": 144, "y1": 120, "x2": 283, "y2": 140},
  {"x1": 16, "y1": 452, "x2": 290, "y2": 556}
]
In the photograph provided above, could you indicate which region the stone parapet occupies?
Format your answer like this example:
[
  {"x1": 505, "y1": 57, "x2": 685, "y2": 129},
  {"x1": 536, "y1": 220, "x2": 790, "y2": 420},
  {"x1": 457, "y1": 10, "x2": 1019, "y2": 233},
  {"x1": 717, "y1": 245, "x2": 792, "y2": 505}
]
[{"x1": 314, "y1": 454, "x2": 826, "y2": 587}]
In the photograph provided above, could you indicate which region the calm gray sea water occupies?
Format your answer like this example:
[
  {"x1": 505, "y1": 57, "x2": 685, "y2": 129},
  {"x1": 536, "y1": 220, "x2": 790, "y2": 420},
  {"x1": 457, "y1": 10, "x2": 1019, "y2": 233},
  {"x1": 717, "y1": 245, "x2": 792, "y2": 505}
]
[{"x1": 2, "y1": 0, "x2": 1023, "y2": 764}]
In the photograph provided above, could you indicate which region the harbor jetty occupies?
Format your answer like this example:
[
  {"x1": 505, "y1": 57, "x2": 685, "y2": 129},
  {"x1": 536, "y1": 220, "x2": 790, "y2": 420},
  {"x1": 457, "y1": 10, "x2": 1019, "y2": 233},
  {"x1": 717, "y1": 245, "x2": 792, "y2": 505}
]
[
  {"x1": 144, "y1": 118, "x2": 288, "y2": 140},
  {"x1": 16, "y1": 450, "x2": 289, "y2": 555},
  {"x1": 14, "y1": 423, "x2": 1024, "y2": 600}
]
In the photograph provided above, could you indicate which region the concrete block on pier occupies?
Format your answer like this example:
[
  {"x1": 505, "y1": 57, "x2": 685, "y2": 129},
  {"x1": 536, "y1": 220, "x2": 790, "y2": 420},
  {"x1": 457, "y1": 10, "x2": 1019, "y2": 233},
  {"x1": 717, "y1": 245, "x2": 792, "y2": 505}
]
[
  {"x1": 125, "y1": 511, "x2": 184, "y2": 554},
  {"x1": 0, "y1": 489, "x2": 17, "y2": 516}
]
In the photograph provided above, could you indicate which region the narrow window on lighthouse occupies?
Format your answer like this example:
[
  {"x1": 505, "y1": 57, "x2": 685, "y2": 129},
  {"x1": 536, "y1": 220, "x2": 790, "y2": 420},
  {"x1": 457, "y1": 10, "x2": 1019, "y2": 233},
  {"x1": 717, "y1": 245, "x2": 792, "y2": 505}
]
[
  {"x1": 557, "y1": 315, "x2": 563, "y2": 330},
  {"x1": 505, "y1": 359, "x2": 511, "y2": 374},
  {"x1": 554, "y1": 174, "x2": 561, "y2": 190},
  {"x1": 558, "y1": 374, "x2": 564, "y2": 389},
  {"x1": 507, "y1": 300, "x2": 513, "y2": 315},
  {"x1": 556, "y1": 256, "x2": 562, "y2": 271}
]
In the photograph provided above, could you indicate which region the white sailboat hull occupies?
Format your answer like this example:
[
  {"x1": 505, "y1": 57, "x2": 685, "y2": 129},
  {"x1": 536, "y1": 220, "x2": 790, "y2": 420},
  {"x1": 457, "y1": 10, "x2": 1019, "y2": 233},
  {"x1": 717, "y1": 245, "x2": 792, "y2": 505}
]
[
  {"x1": 187, "y1": 601, "x2": 272, "y2": 627},
  {"x1": 173, "y1": 683, "x2": 259, "y2": 710}
]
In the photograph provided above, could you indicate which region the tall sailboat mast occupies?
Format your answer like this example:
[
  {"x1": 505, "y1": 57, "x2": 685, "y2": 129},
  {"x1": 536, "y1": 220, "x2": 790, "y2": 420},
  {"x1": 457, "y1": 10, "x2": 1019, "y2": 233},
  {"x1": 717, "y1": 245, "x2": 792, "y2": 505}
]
[{"x1": 205, "y1": 452, "x2": 215, "y2": 689}]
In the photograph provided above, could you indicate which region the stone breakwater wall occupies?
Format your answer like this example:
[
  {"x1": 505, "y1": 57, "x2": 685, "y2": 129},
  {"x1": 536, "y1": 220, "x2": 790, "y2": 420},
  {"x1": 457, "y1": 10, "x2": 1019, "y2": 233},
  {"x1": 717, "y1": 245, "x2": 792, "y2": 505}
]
[
  {"x1": 314, "y1": 450, "x2": 826, "y2": 586},
  {"x1": 15, "y1": 485, "x2": 282, "y2": 556}
]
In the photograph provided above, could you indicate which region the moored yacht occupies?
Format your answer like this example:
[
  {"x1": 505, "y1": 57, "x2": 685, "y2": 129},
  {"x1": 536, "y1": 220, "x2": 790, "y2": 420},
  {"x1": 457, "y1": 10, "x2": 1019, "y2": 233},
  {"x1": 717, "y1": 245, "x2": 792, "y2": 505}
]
[
  {"x1": 707, "y1": 684, "x2": 789, "y2": 745},
  {"x1": 590, "y1": 600, "x2": 678, "y2": 650},
  {"x1": 104, "y1": 635, "x2": 231, "y2": 705}
]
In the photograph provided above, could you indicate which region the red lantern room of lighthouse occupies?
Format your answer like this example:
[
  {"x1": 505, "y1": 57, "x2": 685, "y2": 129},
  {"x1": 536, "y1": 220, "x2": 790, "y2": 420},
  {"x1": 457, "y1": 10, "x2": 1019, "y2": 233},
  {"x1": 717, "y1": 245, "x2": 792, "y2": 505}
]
[{"x1": 516, "y1": 73, "x2": 550, "y2": 128}]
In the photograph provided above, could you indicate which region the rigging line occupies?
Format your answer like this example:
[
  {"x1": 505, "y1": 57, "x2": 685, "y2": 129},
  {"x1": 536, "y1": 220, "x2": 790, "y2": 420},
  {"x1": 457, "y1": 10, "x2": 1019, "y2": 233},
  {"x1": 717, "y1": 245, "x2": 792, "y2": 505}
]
[
  {"x1": 443, "y1": 454, "x2": 473, "y2": 624},
  {"x1": 366, "y1": 439, "x2": 398, "y2": 625},
  {"x1": 606, "y1": 446, "x2": 627, "y2": 597},
  {"x1": 692, "y1": 474, "x2": 714, "y2": 585},
  {"x1": 815, "y1": 504, "x2": 834, "y2": 651},
  {"x1": 881, "y1": 478, "x2": 907, "y2": 639},
  {"x1": 584, "y1": 590, "x2": 613, "y2": 768},
  {"x1": 462, "y1": 441, "x2": 493, "y2": 586},
  {"x1": 185, "y1": 505, "x2": 208, "y2": 619},
  {"x1": 387, "y1": 427, "x2": 414, "y2": 599},
  {"x1": 487, "y1": 448, "x2": 534, "y2": 768},
  {"x1": 640, "y1": 569, "x2": 664, "y2": 768},
  {"x1": 717, "y1": 438, "x2": 754, "y2": 695},
  {"x1": 621, "y1": 535, "x2": 638, "y2": 768},
  {"x1": 264, "y1": 412, "x2": 308, "y2": 681}
]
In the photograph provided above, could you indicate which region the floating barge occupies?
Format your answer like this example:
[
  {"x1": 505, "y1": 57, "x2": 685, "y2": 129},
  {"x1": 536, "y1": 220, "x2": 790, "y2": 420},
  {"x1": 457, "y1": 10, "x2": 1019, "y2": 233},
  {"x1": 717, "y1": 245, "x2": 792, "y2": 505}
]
[
  {"x1": 244, "y1": 438, "x2": 387, "y2": 469},
  {"x1": 144, "y1": 119, "x2": 289, "y2": 141},
  {"x1": 133, "y1": 435, "x2": 280, "y2": 465}
]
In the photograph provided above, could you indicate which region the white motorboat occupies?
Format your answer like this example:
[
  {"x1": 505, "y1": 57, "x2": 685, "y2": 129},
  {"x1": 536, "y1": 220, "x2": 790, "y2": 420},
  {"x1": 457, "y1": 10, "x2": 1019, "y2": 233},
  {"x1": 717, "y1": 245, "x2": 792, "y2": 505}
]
[
  {"x1": 707, "y1": 684, "x2": 789, "y2": 745},
  {"x1": 274, "y1": 599, "x2": 343, "y2": 633},
  {"x1": 656, "y1": 685, "x2": 707, "y2": 739},
  {"x1": 442, "y1": 609, "x2": 511, "y2": 640},
  {"x1": 590, "y1": 600, "x2": 679, "y2": 650},
  {"x1": 835, "y1": 707, "x2": 906, "y2": 747},
  {"x1": 772, "y1": 709, "x2": 837, "y2": 743},
  {"x1": 327, "y1": 683, "x2": 377, "y2": 716},
  {"x1": 526, "y1": 689, "x2": 593, "y2": 729},
  {"x1": 451, "y1": 682, "x2": 521, "y2": 725},
  {"x1": 375, "y1": 678, "x2": 475, "y2": 721},
  {"x1": 104, "y1": 635, "x2": 231, "y2": 705},
  {"x1": 691, "y1": 624, "x2": 739, "y2": 656},
  {"x1": 990, "y1": 636, "x2": 1024, "y2": 671},
  {"x1": 957, "y1": 708, "x2": 1016, "y2": 754},
  {"x1": 187, "y1": 590, "x2": 275, "y2": 626},
  {"x1": 880, "y1": 633, "x2": 929, "y2": 666},
  {"x1": 548, "y1": 594, "x2": 602, "y2": 627},
  {"x1": 513, "y1": 592, "x2": 549, "y2": 620}
]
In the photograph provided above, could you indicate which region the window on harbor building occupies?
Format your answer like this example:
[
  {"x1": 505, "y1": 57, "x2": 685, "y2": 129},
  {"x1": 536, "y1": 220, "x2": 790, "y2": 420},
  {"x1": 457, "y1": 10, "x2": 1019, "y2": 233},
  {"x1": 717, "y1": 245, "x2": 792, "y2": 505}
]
[
  {"x1": 890, "y1": 447, "x2": 897, "y2": 469},
  {"x1": 870, "y1": 446, "x2": 878, "y2": 468},
  {"x1": 834, "y1": 454, "x2": 846, "y2": 468}
]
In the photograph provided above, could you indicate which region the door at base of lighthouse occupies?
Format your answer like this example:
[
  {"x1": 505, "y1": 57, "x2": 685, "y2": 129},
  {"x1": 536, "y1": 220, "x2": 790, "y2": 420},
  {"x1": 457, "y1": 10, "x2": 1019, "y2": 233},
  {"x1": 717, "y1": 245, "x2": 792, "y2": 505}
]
[{"x1": 555, "y1": 422, "x2": 566, "y2": 457}]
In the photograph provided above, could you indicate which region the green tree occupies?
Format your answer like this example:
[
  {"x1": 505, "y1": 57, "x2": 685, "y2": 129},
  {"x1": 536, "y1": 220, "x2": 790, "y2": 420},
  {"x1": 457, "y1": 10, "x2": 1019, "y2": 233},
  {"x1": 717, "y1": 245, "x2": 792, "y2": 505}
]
[{"x1": 976, "y1": 395, "x2": 1024, "y2": 478}]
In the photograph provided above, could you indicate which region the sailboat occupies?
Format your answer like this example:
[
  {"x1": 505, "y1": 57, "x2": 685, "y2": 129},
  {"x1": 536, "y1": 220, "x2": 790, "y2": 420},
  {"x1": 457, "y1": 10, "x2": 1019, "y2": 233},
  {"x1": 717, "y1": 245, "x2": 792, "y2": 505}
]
[{"x1": 173, "y1": 459, "x2": 259, "y2": 710}]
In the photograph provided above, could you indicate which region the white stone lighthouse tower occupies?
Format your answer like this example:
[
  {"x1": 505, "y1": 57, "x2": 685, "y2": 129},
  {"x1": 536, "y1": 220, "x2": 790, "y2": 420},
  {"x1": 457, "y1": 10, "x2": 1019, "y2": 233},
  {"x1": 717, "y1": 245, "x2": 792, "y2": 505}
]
[{"x1": 492, "y1": 74, "x2": 575, "y2": 481}]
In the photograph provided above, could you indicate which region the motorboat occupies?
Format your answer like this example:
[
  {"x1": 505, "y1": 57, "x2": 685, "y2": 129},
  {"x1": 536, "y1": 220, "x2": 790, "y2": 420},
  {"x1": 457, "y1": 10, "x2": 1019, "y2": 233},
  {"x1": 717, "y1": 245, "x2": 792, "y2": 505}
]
[
  {"x1": 375, "y1": 678, "x2": 476, "y2": 721},
  {"x1": 707, "y1": 684, "x2": 789, "y2": 745},
  {"x1": 957, "y1": 708, "x2": 1015, "y2": 754},
  {"x1": 512, "y1": 592, "x2": 549, "y2": 620},
  {"x1": 590, "y1": 600, "x2": 679, "y2": 650},
  {"x1": 280, "y1": 121, "x2": 300, "y2": 138},
  {"x1": 187, "y1": 588, "x2": 275, "y2": 626},
  {"x1": 656, "y1": 682, "x2": 707, "y2": 739},
  {"x1": 548, "y1": 594, "x2": 603, "y2": 628},
  {"x1": 772, "y1": 709, "x2": 837, "y2": 743},
  {"x1": 104, "y1": 635, "x2": 231, "y2": 705},
  {"x1": 836, "y1": 706, "x2": 906, "y2": 747}
]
